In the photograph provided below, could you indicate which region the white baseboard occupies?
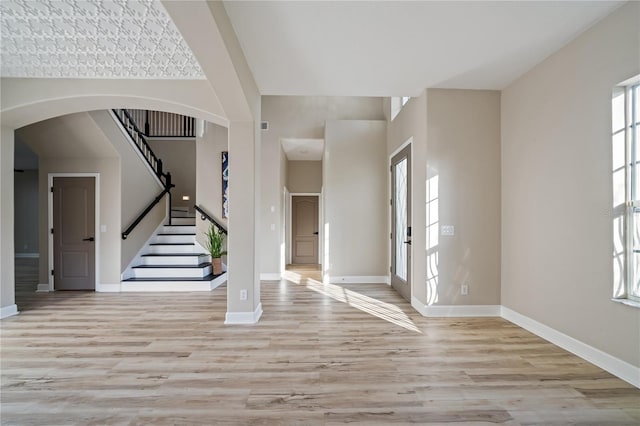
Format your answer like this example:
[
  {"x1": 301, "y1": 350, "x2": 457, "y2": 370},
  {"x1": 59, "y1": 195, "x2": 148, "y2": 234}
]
[
  {"x1": 36, "y1": 283, "x2": 50, "y2": 292},
  {"x1": 96, "y1": 283, "x2": 121, "y2": 292},
  {"x1": 211, "y1": 273, "x2": 227, "y2": 290},
  {"x1": 260, "y1": 273, "x2": 281, "y2": 281},
  {"x1": 411, "y1": 298, "x2": 501, "y2": 317},
  {"x1": 15, "y1": 253, "x2": 39, "y2": 258},
  {"x1": 501, "y1": 306, "x2": 640, "y2": 388},
  {"x1": 0, "y1": 304, "x2": 19, "y2": 319},
  {"x1": 225, "y1": 303, "x2": 263, "y2": 325},
  {"x1": 329, "y1": 275, "x2": 390, "y2": 284}
]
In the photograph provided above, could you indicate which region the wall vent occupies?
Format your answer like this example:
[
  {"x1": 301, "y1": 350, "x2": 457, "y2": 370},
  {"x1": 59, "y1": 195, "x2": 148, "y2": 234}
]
[{"x1": 261, "y1": 121, "x2": 269, "y2": 131}]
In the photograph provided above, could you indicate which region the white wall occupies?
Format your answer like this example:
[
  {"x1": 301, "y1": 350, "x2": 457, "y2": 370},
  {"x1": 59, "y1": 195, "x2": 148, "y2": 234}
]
[
  {"x1": 387, "y1": 93, "x2": 428, "y2": 303},
  {"x1": 502, "y1": 2, "x2": 640, "y2": 367},
  {"x1": 195, "y1": 122, "x2": 228, "y2": 250},
  {"x1": 0, "y1": 127, "x2": 16, "y2": 315},
  {"x1": 425, "y1": 89, "x2": 501, "y2": 306},
  {"x1": 148, "y1": 139, "x2": 196, "y2": 210},
  {"x1": 14, "y1": 170, "x2": 39, "y2": 256},
  {"x1": 260, "y1": 96, "x2": 385, "y2": 276},
  {"x1": 287, "y1": 160, "x2": 322, "y2": 193},
  {"x1": 90, "y1": 110, "x2": 166, "y2": 270},
  {"x1": 324, "y1": 120, "x2": 387, "y2": 281}
]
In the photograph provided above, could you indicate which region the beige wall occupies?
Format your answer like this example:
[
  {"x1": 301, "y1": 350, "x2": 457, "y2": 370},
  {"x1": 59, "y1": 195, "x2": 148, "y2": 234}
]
[
  {"x1": 260, "y1": 96, "x2": 385, "y2": 276},
  {"x1": 1, "y1": 127, "x2": 16, "y2": 313},
  {"x1": 426, "y1": 89, "x2": 501, "y2": 306},
  {"x1": 38, "y1": 157, "x2": 121, "y2": 286},
  {"x1": 14, "y1": 170, "x2": 39, "y2": 255},
  {"x1": 148, "y1": 139, "x2": 196, "y2": 210},
  {"x1": 502, "y1": 2, "x2": 640, "y2": 367},
  {"x1": 324, "y1": 120, "x2": 387, "y2": 279},
  {"x1": 90, "y1": 111, "x2": 166, "y2": 270},
  {"x1": 387, "y1": 92, "x2": 428, "y2": 304},
  {"x1": 195, "y1": 122, "x2": 228, "y2": 250},
  {"x1": 287, "y1": 160, "x2": 322, "y2": 193}
]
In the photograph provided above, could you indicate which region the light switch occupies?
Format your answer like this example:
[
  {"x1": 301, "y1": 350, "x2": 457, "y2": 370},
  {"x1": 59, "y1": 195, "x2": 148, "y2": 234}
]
[
  {"x1": 270, "y1": 223, "x2": 275, "y2": 231},
  {"x1": 270, "y1": 205, "x2": 275, "y2": 213},
  {"x1": 441, "y1": 225, "x2": 454, "y2": 236},
  {"x1": 100, "y1": 225, "x2": 107, "y2": 233}
]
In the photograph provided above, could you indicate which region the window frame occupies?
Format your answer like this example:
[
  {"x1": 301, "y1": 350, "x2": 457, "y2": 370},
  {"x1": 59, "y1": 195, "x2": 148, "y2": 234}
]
[{"x1": 626, "y1": 83, "x2": 640, "y2": 303}]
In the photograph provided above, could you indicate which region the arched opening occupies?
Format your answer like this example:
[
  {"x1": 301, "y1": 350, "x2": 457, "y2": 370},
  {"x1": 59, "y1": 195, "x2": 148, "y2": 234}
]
[{"x1": 3, "y1": 94, "x2": 230, "y2": 316}]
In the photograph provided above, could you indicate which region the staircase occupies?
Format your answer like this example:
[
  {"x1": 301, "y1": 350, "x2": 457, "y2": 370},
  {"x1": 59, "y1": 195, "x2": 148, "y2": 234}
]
[{"x1": 121, "y1": 211, "x2": 227, "y2": 292}]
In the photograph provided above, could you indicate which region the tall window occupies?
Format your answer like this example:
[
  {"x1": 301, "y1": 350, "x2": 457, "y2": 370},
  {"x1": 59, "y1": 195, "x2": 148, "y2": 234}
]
[{"x1": 613, "y1": 80, "x2": 640, "y2": 303}]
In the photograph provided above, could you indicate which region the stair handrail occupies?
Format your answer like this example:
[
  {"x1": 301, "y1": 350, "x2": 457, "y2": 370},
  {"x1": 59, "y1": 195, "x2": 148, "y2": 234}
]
[
  {"x1": 122, "y1": 175, "x2": 175, "y2": 240},
  {"x1": 194, "y1": 205, "x2": 227, "y2": 235},
  {"x1": 114, "y1": 108, "x2": 176, "y2": 239},
  {"x1": 112, "y1": 109, "x2": 168, "y2": 186}
]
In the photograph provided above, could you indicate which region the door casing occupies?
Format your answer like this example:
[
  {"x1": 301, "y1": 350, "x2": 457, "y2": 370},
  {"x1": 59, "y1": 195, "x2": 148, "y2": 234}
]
[{"x1": 48, "y1": 173, "x2": 100, "y2": 291}]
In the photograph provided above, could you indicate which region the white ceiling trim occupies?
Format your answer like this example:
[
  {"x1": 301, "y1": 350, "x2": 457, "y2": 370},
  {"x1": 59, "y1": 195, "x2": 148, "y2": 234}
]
[{"x1": 0, "y1": 0, "x2": 205, "y2": 79}]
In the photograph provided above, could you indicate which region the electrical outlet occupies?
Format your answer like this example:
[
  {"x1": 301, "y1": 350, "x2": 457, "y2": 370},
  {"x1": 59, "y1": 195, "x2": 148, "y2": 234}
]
[
  {"x1": 441, "y1": 225, "x2": 455, "y2": 236},
  {"x1": 240, "y1": 289, "x2": 248, "y2": 300},
  {"x1": 461, "y1": 284, "x2": 469, "y2": 295}
]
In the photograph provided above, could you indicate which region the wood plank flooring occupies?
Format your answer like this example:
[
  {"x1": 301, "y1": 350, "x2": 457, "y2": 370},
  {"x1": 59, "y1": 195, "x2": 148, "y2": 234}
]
[{"x1": 2, "y1": 259, "x2": 639, "y2": 425}]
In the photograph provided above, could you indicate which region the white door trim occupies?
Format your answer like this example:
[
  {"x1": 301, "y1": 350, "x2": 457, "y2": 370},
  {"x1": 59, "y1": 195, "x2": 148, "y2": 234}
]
[
  {"x1": 287, "y1": 192, "x2": 322, "y2": 269},
  {"x1": 48, "y1": 173, "x2": 100, "y2": 292}
]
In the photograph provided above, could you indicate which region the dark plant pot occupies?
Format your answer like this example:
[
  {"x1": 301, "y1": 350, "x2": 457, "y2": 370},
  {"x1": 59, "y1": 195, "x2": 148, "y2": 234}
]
[{"x1": 212, "y1": 257, "x2": 223, "y2": 275}]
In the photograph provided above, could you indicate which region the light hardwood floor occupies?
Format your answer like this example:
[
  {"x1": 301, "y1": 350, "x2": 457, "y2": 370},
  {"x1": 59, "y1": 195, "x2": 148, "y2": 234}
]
[{"x1": 2, "y1": 259, "x2": 639, "y2": 425}]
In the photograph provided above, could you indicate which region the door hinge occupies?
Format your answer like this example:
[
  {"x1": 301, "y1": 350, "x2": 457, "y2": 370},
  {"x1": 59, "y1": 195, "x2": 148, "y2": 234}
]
[
  {"x1": 390, "y1": 199, "x2": 393, "y2": 206},
  {"x1": 51, "y1": 269, "x2": 54, "y2": 276},
  {"x1": 51, "y1": 186, "x2": 54, "y2": 193},
  {"x1": 390, "y1": 232, "x2": 392, "y2": 239},
  {"x1": 51, "y1": 228, "x2": 54, "y2": 234}
]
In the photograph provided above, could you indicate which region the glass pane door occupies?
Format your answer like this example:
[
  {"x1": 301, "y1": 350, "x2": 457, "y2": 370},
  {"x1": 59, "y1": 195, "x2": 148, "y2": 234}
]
[{"x1": 391, "y1": 145, "x2": 411, "y2": 301}]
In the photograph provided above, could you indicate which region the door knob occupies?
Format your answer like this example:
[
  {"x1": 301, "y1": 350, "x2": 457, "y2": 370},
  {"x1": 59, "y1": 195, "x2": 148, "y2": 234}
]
[
  {"x1": 404, "y1": 240, "x2": 412, "y2": 245},
  {"x1": 313, "y1": 232, "x2": 319, "y2": 235},
  {"x1": 83, "y1": 237, "x2": 95, "y2": 242}
]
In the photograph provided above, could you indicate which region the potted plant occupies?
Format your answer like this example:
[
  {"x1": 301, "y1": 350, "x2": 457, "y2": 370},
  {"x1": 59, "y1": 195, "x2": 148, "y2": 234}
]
[{"x1": 205, "y1": 224, "x2": 227, "y2": 275}]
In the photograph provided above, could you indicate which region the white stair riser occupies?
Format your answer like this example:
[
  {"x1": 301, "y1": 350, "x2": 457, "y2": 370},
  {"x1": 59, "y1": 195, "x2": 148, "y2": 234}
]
[
  {"x1": 133, "y1": 265, "x2": 212, "y2": 278},
  {"x1": 142, "y1": 255, "x2": 208, "y2": 266},
  {"x1": 162, "y1": 225, "x2": 196, "y2": 234},
  {"x1": 155, "y1": 234, "x2": 195, "y2": 244},
  {"x1": 148, "y1": 245, "x2": 200, "y2": 254},
  {"x1": 171, "y1": 218, "x2": 196, "y2": 225},
  {"x1": 121, "y1": 281, "x2": 213, "y2": 292}
]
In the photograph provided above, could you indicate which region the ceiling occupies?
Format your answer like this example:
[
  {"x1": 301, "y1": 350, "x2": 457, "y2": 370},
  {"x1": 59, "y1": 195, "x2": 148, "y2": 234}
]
[
  {"x1": 0, "y1": 0, "x2": 204, "y2": 79},
  {"x1": 282, "y1": 138, "x2": 325, "y2": 161},
  {"x1": 224, "y1": 1, "x2": 624, "y2": 96}
]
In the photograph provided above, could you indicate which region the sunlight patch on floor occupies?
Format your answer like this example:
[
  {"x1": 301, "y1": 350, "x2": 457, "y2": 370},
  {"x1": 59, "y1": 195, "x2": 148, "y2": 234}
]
[{"x1": 305, "y1": 279, "x2": 422, "y2": 333}]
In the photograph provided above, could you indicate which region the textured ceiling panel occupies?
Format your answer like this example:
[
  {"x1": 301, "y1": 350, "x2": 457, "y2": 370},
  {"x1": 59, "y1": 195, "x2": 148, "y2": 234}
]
[{"x1": 0, "y1": 0, "x2": 205, "y2": 79}]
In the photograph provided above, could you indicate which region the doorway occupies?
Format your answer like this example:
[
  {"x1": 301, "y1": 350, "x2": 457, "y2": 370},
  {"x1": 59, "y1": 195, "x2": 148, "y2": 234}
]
[
  {"x1": 390, "y1": 144, "x2": 411, "y2": 301},
  {"x1": 291, "y1": 195, "x2": 319, "y2": 264},
  {"x1": 50, "y1": 175, "x2": 98, "y2": 291}
]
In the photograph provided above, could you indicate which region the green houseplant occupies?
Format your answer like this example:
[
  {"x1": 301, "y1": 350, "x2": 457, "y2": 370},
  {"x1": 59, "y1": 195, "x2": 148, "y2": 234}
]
[{"x1": 205, "y1": 224, "x2": 227, "y2": 275}]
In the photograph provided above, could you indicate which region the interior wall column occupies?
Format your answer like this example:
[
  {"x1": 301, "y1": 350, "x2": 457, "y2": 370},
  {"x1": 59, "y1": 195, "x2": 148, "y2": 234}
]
[
  {"x1": 0, "y1": 126, "x2": 17, "y2": 319},
  {"x1": 225, "y1": 120, "x2": 262, "y2": 324}
]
